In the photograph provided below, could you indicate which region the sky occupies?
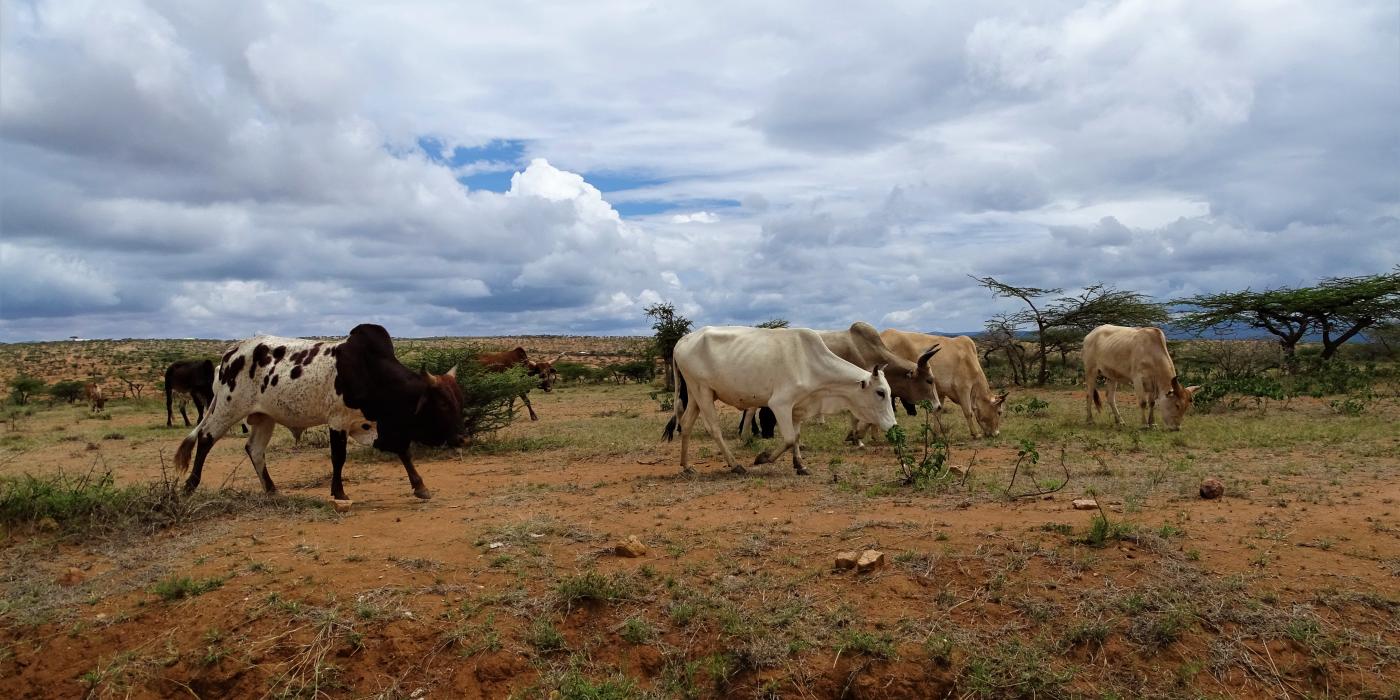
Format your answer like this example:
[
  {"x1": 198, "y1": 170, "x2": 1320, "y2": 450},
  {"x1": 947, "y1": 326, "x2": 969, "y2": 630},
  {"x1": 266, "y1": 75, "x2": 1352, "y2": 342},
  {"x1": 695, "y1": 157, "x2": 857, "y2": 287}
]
[{"x1": 1, "y1": 0, "x2": 1397, "y2": 341}]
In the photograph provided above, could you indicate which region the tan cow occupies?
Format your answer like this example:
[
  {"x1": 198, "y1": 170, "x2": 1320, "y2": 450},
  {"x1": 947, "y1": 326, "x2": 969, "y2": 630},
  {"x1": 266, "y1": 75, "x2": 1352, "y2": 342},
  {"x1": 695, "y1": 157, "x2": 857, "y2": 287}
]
[
  {"x1": 880, "y1": 330, "x2": 1007, "y2": 438},
  {"x1": 1082, "y1": 325, "x2": 1199, "y2": 430},
  {"x1": 84, "y1": 383, "x2": 106, "y2": 412}
]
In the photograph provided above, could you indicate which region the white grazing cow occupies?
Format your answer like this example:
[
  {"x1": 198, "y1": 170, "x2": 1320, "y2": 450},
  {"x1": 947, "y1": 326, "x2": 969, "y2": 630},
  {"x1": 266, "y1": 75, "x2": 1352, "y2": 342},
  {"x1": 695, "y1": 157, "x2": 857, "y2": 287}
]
[
  {"x1": 663, "y1": 326, "x2": 897, "y2": 475},
  {"x1": 1082, "y1": 325, "x2": 1200, "y2": 430}
]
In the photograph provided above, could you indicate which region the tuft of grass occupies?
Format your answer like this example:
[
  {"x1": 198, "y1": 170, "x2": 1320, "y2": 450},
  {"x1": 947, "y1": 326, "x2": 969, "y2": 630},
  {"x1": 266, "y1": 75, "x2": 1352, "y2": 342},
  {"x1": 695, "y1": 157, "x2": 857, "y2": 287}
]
[
  {"x1": 152, "y1": 575, "x2": 224, "y2": 601},
  {"x1": 555, "y1": 570, "x2": 634, "y2": 608},
  {"x1": 620, "y1": 616, "x2": 653, "y2": 644},
  {"x1": 834, "y1": 629, "x2": 896, "y2": 659},
  {"x1": 555, "y1": 669, "x2": 639, "y2": 700},
  {"x1": 528, "y1": 618, "x2": 568, "y2": 653},
  {"x1": 1080, "y1": 514, "x2": 1135, "y2": 547},
  {"x1": 963, "y1": 640, "x2": 1071, "y2": 698}
]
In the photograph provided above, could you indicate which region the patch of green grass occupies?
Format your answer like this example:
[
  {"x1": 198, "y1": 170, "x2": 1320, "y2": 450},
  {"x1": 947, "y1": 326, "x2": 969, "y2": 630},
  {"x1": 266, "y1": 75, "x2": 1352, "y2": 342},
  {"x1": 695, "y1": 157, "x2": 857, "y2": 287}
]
[
  {"x1": 620, "y1": 615, "x2": 653, "y2": 644},
  {"x1": 152, "y1": 575, "x2": 224, "y2": 601},
  {"x1": 834, "y1": 629, "x2": 896, "y2": 659},
  {"x1": 555, "y1": 570, "x2": 635, "y2": 608},
  {"x1": 555, "y1": 669, "x2": 640, "y2": 700},
  {"x1": 1080, "y1": 514, "x2": 1136, "y2": 547},
  {"x1": 963, "y1": 640, "x2": 1071, "y2": 698},
  {"x1": 527, "y1": 618, "x2": 568, "y2": 653}
]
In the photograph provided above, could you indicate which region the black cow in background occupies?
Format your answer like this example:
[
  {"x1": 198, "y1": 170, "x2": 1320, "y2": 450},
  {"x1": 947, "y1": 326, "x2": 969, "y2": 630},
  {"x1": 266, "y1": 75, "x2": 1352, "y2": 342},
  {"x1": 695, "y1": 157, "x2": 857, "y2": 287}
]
[{"x1": 166, "y1": 359, "x2": 215, "y2": 427}]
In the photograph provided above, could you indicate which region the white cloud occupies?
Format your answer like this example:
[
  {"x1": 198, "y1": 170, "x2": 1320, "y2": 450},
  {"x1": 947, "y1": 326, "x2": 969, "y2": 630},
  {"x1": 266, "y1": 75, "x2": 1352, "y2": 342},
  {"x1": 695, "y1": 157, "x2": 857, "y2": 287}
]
[{"x1": 1, "y1": 0, "x2": 1395, "y2": 340}]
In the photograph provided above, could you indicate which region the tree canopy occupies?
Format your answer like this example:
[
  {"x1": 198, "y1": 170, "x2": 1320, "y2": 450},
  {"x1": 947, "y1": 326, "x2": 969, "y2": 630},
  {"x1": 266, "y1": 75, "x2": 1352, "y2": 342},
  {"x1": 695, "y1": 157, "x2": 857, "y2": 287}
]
[{"x1": 1174, "y1": 269, "x2": 1400, "y2": 363}]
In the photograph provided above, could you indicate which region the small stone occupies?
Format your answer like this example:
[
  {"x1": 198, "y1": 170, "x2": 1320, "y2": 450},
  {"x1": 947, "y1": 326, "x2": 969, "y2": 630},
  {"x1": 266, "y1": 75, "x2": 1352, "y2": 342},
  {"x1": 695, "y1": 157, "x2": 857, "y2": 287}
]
[
  {"x1": 487, "y1": 542, "x2": 505, "y2": 549},
  {"x1": 332, "y1": 499, "x2": 353, "y2": 513},
  {"x1": 856, "y1": 550, "x2": 886, "y2": 573},
  {"x1": 1199, "y1": 478, "x2": 1225, "y2": 500},
  {"x1": 57, "y1": 567, "x2": 84, "y2": 586},
  {"x1": 1072, "y1": 499, "x2": 1099, "y2": 510},
  {"x1": 615, "y1": 535, "x2": 647, "y2": 558},
  {"x1": 835, "y1": 551, "x2": 860, "y2": 570}
]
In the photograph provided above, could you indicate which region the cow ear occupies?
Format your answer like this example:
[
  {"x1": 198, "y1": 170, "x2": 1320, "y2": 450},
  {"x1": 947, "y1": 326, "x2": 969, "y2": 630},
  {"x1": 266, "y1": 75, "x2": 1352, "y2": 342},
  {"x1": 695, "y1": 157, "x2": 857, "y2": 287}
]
[
  {"x1": 871, "y1": 363, "x2": 887, "y2": 377},
  {"x1": 994, "y1": 391, "x2": 1009, "y2": 406}
]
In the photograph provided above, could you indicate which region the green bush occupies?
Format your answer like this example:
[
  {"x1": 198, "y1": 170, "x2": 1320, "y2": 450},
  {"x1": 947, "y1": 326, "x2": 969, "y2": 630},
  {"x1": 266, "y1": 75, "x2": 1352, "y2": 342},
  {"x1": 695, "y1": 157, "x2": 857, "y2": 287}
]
[
  {"x1": 49, "y1": 380, "x2": 88, "y2": 404},
  {"x1": 554, "y1": 361, "x2": 607, "y2": 384},
  {"x1": 8, "y1": 375, "x2": 45, "y2": 405}
]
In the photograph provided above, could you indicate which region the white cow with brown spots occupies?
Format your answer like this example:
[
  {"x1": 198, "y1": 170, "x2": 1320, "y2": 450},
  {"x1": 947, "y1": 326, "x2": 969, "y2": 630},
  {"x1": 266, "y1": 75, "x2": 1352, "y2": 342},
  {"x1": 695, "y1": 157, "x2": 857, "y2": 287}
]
[{"x1": 1082, "y1": 325, "x2": 1199, "y2": 430}]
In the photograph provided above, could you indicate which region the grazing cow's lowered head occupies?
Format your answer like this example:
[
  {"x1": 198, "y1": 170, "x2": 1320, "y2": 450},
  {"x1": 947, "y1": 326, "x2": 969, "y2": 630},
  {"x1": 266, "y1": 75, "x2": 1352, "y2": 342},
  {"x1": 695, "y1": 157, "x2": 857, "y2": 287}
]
[
  {"x1": 1157, "y1": 377, "x2": 1200, "y2": 431},
  {"x1": 980, "y1": 391, "x2": 1010, "y2": 437},
  {"x1": 410, "y1": 366, "x2": 467, "y2": 447},
  {"x1": 527, "y1": 355, "x2": 563, "y2": 392}
]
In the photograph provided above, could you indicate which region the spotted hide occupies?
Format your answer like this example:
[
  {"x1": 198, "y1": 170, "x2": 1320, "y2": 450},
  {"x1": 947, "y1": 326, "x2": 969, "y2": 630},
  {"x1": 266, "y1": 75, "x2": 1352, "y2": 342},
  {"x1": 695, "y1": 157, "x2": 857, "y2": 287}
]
[{"x1": 175, "y1": 324, "x2": 465, "y2": 500}]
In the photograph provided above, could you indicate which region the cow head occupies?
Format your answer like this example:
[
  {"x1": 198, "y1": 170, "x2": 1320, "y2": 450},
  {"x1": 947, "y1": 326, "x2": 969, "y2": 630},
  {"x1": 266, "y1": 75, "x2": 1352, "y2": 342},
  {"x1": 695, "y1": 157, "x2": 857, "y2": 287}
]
[
  {"x1": 977, "y1": 390, "x2": 1009, "y2": 437},
  {"x1": 413, "y1": 366, "x2": 467, "y2": 447},
  {"x1": 854, "y1": 364, "x2": 898, "y2": 432},
  {"x1": 904, "y1": 345, "x2": 943, "y2": 413},
  {"x1": 1156, "y1": 377, "x2": 1200, "y2": 431},
  {"x1": 527, "y1": 354, "x2": 562, "y2": 392}
]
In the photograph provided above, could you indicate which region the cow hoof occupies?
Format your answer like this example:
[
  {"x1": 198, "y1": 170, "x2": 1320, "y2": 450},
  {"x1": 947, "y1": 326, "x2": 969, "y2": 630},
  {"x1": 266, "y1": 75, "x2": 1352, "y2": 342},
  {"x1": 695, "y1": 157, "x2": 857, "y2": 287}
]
[
  {"x1": 794, "y1": 466, "x2": 810, "y2": 476},
  {"x1": 414, "y1": 488, "x2": 433, "y2": 500},
  {"x1": 730, "y1": 464, "x2": 748, "y2": 475},
  {"x1": 681, "y1": 466, "x2": 696, "y2": 476},
  {"x1": 182, "y1": 481, "x2": 198, "y2": 495},
  {"x1": 529, "y1": 415, "x2": 540, "y2": 422},
  {"x1": 754, "y1": 451, "x2": 772, "y2": 465}
]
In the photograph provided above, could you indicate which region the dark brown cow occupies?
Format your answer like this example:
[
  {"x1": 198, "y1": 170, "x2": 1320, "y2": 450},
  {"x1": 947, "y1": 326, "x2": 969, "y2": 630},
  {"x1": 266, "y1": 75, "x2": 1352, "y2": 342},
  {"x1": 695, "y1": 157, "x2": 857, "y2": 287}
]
[
  {"x1": 176, "y1": 324, "x2": 466, "y2": 501},
  {"x1": 476, "y1": 347, "x2": 561, "y2": 421},
  {"x1": 165, "y1": 359, "x2": 216, "y2": 427}
]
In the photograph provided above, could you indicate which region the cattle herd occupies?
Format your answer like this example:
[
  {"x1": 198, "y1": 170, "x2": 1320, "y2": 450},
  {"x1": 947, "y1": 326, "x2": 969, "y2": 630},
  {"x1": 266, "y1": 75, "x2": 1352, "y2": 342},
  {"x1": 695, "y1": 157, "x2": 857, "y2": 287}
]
[{"x1": 157, "y1": 321, "x2": 1196, "y2": 502}]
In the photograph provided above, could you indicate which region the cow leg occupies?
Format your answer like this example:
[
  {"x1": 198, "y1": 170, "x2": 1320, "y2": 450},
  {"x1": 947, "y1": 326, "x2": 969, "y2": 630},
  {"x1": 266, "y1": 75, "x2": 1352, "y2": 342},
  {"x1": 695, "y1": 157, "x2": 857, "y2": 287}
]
[
  {"x1": 756, "y1": 405, "x2": 802, "y2": 473},
  {"x1": 193, "y1": 394, "x2": 207, "y2": 424},
  {"x1": 737, "y1": 409, "x2": 751, "y2": 439},
  {"x1": 397, "y1": 450, "x2": 432, "y2": 499},
  {"x1": 179, "y1": 399, "x2": 192, "y2": 428},
  {"x1": 791, "y1": 422, "x2": 809, "y2": 475},
  {"x1": 1084, "y1": 372, "x2": 1097, "y2": 424},
  {"x1": 183, "y1": 413, "x2": 244, "y2": 494},
  {"x1": 677, "y1": 390, "x2": 702, "y2": 475},
  {"x1": 520, "y1": 392, "x2": 539, "y2": 421},
  {"x1": 329, "y1": 429, "x2": 349, "y2": 500},
  {"x1": 1132, "y1": 378, "x2": 1150, "y2": 428},
  {"x1": 693, "y1": 389, "x2": 741, "y2": 473},
  {"x1": 845, "y1": 414, "x2": 867, "y2": 448},
  {"x1": 243, "y1": 414, "x2": 278, "y2": 494},
  {"x1": 1104, "y1": 382, "x2": 1124, "y2": 426},
  {"x1": 166, "y1": 390, "x2": 175, "y2": 427}
]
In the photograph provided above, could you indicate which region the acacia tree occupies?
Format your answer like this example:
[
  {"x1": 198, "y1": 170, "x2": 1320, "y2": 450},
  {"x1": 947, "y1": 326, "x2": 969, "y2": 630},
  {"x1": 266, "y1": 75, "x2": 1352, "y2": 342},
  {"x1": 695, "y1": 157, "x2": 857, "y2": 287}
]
[
  {"x1": 755, "y1": 319, "x2": 790, "y2": 329},
  {"x1": 1174, "y1": 269, "x2": 1399, "y2": 367},
  {"x1": 645, "y1": 302, "x2": 693, "y2": 390},
  {"x1": 982, "y1": 314, "x2": 1029, "y2": 385},
  {"x1": 974, "y1": 277, "x2": 1168, "y2": 385}
]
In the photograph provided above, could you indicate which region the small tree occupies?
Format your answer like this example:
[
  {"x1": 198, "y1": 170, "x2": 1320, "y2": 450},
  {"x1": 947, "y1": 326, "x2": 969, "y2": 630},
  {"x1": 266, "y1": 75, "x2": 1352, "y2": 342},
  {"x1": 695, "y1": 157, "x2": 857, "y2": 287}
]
[
  {"x1": 982, "y1": 314, "x2": 1029, "y2": 385},
  {"x1": 49, "y1": 380, "x2": 87, "y2": 404},
  {"x1": 9, "y1": 375, "x2": 45, "y2": 405},
  {"x1": 645, "y1": 302, "x2": 692, "y2": 390}
]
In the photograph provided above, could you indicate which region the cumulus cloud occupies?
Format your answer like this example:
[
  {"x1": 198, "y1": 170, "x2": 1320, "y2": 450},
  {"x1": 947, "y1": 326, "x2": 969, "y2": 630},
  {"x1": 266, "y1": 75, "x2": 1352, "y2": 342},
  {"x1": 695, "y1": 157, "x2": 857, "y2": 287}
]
[{"x1": 1, "y1": 0, "x2": 1395, "y2": 340}]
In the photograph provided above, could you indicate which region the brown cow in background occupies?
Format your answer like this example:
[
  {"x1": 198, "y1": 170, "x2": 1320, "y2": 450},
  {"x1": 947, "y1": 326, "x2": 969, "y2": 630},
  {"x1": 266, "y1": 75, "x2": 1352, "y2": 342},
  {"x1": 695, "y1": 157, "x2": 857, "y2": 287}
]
[
  {"x1": 84, "y1": 383, "x2": 106, "y2": 412},
  {"x1": 476, "y1": 347, "x2": 562, "y2": 421}
]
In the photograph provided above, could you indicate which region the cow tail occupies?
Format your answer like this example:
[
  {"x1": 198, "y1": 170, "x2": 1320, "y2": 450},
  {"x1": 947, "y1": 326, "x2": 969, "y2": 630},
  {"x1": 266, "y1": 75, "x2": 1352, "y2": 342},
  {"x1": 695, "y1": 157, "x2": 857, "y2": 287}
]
[
  {"x1": 663, "y1": 363, "x2": 688, "y2": 442},
  {"x1": 1091, "y1": 386, "x2": 1101, "y2": 412},
  {"x1": 174, "y1": 430, "x2": 197, "y2": 475}
]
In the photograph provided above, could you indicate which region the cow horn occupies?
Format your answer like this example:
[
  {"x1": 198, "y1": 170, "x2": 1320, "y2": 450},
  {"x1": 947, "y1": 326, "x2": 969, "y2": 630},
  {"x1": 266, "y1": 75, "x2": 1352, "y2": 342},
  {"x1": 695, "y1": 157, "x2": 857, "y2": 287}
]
[
  {"x1": 414, "y1": 393, "x2": 428, "y2": 415},
  {"x1": 917, "y1": 344, "x2": 941, "y2": 366},
  {"x1": 445, "y1": 365, "x2": 458, "y2": 379},
  {"x1": 871, "y1": 363, "x2": 887, "y2": 376}
]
